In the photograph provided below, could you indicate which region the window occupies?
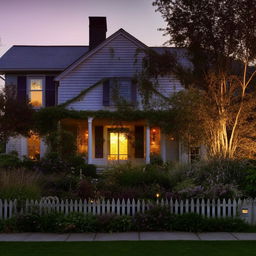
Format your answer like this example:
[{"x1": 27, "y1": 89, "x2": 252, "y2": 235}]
[
  {"x1": 103, "y1": 78, "x2": 136, "y2": 106},
  {"x1": 27, "y1": 133, "x2": 40, "y2": 160},
  {"x1": 108, "y1": 128, "x2": 128, "y2": 161},
  {"x1": 29, "y1": 78, "x2": 43, "y2": 107},
  {"x1": 189, "y1": 147, "x2": 200, "y2": 163}
]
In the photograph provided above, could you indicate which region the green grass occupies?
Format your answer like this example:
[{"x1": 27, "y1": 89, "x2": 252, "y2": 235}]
[{"x1": 0, "y1": 241, "x2": 256, "y2": 256}]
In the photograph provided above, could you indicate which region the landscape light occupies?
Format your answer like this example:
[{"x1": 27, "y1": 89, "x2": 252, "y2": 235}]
[{"x1": 242, "y1": 208, "x2": 249, "y2": 214}]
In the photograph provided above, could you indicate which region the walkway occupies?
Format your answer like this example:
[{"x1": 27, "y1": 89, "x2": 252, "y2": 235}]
[{"x1": 0, "y1": 232, "x2": 256, "y2": 241}]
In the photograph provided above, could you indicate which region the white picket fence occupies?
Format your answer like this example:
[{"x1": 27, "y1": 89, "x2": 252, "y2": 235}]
[{"x1": 0, "y1": 198, "x2": 255, "y2": 224}]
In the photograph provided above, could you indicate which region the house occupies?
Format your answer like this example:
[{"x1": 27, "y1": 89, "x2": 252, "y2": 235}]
[{"x1": 0, "y1": 17, "x2": 199, "y2": 166}]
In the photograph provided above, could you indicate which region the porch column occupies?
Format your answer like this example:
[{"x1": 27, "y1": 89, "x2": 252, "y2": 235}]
[
  {"x1": 88, "y1": 117, "x2": 94, "y2": 164},
  {"x1": 146, "y1": 125, "x2": 150, "y2": 164}
]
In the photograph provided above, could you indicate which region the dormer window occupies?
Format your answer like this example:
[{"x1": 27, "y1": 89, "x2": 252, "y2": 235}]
[{"x1": 29, "y1": 78, "x2": 44, "y2": 107}]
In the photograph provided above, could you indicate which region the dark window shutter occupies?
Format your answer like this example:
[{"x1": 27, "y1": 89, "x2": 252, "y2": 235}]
[
  {"x1": 45, "y1": 76, "x2": 56, "y2": 107},
  {"x1": 17, "y1": 76, "x2": 27, "y2": 103},
  {"x1": 95, "y1": 126, "x2": 104, "y2": 158},
  {"x1": 131, "y1": 80, "x2": 137, "y2": 104},
  {"x1": 102, "y1": 80, "x2": 110, "y2": 106},
  {"x1": 135, "y1": 126, "x2": 144, "y2": 158}
]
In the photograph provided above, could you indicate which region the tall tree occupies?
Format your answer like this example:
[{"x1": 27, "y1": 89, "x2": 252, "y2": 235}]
[{"x1": 152, "y1": 0, "x2": 256, "y2": 158}]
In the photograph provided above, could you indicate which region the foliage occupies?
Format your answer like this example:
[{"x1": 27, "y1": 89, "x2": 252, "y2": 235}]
[
  {"x1": 133, "y1": 206, "x2": 174, "y2": 231},
  {"x1": 46, "y1": 129, "x2": 77, "y2": 159},
  {"x1": 0, "y1": 87, "x2": 35, "y2": 144},
  {"x1": 1, "y1": 209, "x2": 252, "y2": 233},
  {"x1": 244, "y1": 169, "x2": 256, "y2": 198},
  {"x1": 41, "y1": 173, "x2": 78, "y2": 198},
  {"x1": 0, "y1": 153, "x2": 21, "y2": 168},
  {"x1": 151, "y1": 0, "x2": 256, "y2": 159},
  {"x1": 0, "y1": 168, "x2": 41, "y2": 200},
  {"x1": 38, "y1": 152, "x2": 70, "y2": 174}
]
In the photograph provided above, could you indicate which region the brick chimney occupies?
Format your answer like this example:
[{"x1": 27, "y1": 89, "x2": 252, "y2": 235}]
[{"x1": 89, "y1": 17, "x2": 107, "y2": 50}]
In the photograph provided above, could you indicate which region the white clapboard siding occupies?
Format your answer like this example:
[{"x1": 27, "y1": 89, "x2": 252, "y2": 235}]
[
  {"x1": 1, "y1": 198, "x2": 255, "y2": 224},
  {"x1": 58, "y1": 34, "x2": 184, "y2": 111}
]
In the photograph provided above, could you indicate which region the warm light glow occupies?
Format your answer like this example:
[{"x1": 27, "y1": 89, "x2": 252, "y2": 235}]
[
  {"x1": 242, "y1": 209, "x2": 249, "y2": 214},
  {"x1": 77, "y1": 127, "x2": 88, "y2": 154},
  {"x1": 27, "y1": 133, "x2": 40, "y2": 160},
  {"x1": 108, "y1": 132, "x2": 128, "y2": 160},
  {"x1": 31, "y1": 91, "x2": 43, "y2": 107},
  {"x1": 150, "y1": 127, "x2": 160, "y2": 155},
  {"x1": 156, "y1": 193, "x2": 160, "y2": 198},
  {"x1": 30, "y1": 79, "x2": 43, "y2": 107}
]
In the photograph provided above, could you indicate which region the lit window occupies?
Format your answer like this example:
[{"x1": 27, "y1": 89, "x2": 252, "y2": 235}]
[
  {"x1": 108, "y1": 129, "x2": 128, "y2": 160},
  {"x1": 29, "y1": 79, "x2": 43, "y2": 107},
  {"x1": 190, "y1": 147, "x2": 200, "y2": 163},
  {"x1": 27, "y1": 133, "x2": 40, "y2": 160},
  {"x1": 150, "y1": 127, "x2": 161, "y2": 155}
]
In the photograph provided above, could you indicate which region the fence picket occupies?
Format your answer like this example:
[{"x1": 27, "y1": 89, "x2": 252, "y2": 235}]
[
  {"x1": 206, "y1": 199, "x2": 210, "y2": 217},
  {"x1": 212, "y1": 199, "x2": 216, "y2": 217},
  {"x1": 132, "y1": 199, "x2": 136, "y2": 215},
  {"x1": 0, "y1": 197, "x2": 253, "y2": 223}
]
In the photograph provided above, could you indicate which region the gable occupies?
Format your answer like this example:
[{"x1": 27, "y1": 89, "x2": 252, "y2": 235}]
[
  {"x1": 55, "y1": 29, "x2": 147, "y2": 81},
  {"x1": 58, "y1": 32, "x2": 147, "y2": 110}
]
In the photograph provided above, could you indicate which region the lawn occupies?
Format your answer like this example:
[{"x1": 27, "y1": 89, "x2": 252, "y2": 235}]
[{"x1": 0, "y1": 241, "x2": 256, "y2": 256}]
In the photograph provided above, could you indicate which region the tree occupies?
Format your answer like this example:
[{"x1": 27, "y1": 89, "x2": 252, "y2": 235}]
[
  {"x1": 151, "y1": 0, "x2": 256, "y2": 158},
  {"x1": 0, "y1": 86, "x2": 34, "y2": 144}
]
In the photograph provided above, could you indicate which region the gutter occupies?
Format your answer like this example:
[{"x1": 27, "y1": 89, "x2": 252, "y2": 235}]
[{"x1": 0, "y1": 76, "x2": 5, "y2": 81}]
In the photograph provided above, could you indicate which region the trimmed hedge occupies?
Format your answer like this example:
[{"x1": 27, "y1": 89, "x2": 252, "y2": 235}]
[{"x1": 0, "y1": 207, "x2": 254, "y2": 233}]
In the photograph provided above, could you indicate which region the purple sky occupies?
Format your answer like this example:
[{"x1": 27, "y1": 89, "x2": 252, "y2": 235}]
[
  {"x1": 0, "y1": 0, "x2": 168, "y2": 87},
  {"x1": 0, "y1": 0, "x2": 167, "y2": 56}
]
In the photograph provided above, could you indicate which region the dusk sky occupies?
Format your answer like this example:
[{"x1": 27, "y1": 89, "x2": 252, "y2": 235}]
[
  {"x1": 0, "y1": 0, "x2": 168, "y2": 87},
  {"x1": 0, "y1": 0, "x2": 167, "y2": 57}
]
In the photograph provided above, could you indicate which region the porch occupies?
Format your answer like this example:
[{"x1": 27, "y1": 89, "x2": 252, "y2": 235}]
[{"x1": 61, "y1": 117, "x2": 178, "y2": 166}]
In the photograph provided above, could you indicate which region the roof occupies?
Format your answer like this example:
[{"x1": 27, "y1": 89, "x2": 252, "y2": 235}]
[
  {"x1": 0, "y1": 45, "x2": 89, "y2": 72},
  {"x1": 0, "y1": 29, "x2": 189, "y2": 74}
]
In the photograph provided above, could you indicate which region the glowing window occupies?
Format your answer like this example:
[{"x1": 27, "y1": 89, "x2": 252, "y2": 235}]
[
  {"x1": 29, "y1": 79, "x2": 43, "y2": 107},
  {"x1": 27, "y1": 133, "x2": 40, "y2": 160},
  {"x1": 108, "y1": 131, "x2": 128, "y2": 160}
]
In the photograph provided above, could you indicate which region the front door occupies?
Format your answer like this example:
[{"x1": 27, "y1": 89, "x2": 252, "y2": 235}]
[{"x1": 108, "y1": 129, "x2": 128, "y2": 161}]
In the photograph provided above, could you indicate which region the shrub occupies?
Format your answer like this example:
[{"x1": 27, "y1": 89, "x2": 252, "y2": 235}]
[
  {"x1": 63, "y1": 213, "x2": 98, "y2": 232},
  {"x1": 46, "y1": 129, "x2": 77, "y2": 160},
  {"x1": 191, "y1": 159, "x2": 249, "y2": 188},
  {"x1": 0, "y1": 153, "x2": 21, "y2": 168},
  {"x1": 0, "y1": 210, "x2": 253, "y2": 233},
  {"x1": 150, "y1": 154, "x2": 163, "y2": 166},
  {"x1": 133, "y1": 206, "x2": 174, "y2": 231},
  {"x1": 201, "y1": 217, "x2": 249, "y2": 232},
  {"x1": 244, "y1": 169, "x2": 256, "y2": 197},
  {"x1": 77, "y1": 179, "x2": 95, "y2": 199},
  {"x1": 106, "y1": 215, "x2": 132, "y2": 232},
  {"x1": 172, "y1": 213, "x2": 205, "y2": 232},
  {"x1": 38, "y1": 152, "x2": 70, "y2": 174},
  {"x1": 103, "y1": 163, "x2": 171, "y2": 189},
  {"x1": 40, "y1": 212, "x2": 66, "y2": 232},
  {"x1": 15, "y1": 213, "x2": 41, "y2": 232},
  {"x1": 41, "y1": 173, "x2": 78, "y2": 198}
]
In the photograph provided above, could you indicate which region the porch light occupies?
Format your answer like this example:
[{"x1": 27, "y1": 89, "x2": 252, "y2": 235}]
[
  {"x1": 242, "y1": 208, "x2": 249, "y2": 214},
  {"x1": 156, "y1": 193, "x2": 160, "y2": 198}
]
